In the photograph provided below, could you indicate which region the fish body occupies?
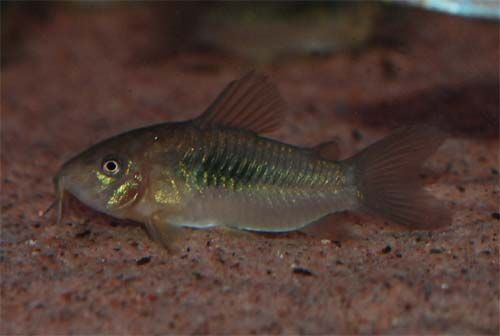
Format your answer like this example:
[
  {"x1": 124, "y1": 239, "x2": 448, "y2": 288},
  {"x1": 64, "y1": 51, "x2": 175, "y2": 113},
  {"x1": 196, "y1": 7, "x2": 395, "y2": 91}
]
[
  {"x1": 133, "y1": 125, "x2": 355, "y2": 232},
  {"x1": 54, "y1": 72, "x2": 449, "y2": 248}
]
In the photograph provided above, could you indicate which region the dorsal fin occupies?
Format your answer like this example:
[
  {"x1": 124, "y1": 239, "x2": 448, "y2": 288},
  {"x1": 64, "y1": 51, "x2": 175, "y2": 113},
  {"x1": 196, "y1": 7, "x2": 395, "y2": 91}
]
[
  {"x1": 312, "y1": 140, "x2": 341, "y2": 161},
  {"x1": 194, "y1": 71, "x2": 286, "y2": 134}
]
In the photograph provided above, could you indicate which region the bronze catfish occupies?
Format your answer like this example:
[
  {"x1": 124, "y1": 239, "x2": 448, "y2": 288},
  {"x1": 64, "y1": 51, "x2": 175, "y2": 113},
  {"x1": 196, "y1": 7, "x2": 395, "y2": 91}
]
[{"x1": 51, "y1": 71, "x2": 449, "y2": 248}]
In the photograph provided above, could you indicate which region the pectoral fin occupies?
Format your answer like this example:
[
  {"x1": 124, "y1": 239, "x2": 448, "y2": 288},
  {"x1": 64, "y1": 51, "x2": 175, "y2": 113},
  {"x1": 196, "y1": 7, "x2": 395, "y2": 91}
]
[{"x1": 145, "y1": 211, "x2": 185, "y2": 252}]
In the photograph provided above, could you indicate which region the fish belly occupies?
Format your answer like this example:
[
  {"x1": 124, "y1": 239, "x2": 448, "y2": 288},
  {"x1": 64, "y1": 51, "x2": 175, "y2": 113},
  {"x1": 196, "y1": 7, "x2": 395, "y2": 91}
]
[{"x1": 173, "y1": 187, "x2": 356, "y2": 232}]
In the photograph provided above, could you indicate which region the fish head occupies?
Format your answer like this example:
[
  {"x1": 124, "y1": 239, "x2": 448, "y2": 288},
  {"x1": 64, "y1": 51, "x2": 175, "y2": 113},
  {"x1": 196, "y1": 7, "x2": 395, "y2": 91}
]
[{"x1": 54, "y1": 135, "x2": 146, "y2": 221}]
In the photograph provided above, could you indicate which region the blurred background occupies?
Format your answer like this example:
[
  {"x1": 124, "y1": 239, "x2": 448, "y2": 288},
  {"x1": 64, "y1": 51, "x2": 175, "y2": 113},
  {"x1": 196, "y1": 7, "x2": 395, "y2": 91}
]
[
  {"x1": 1, "y1": 2, "x2": 499, "y2": 335},
  {"x1": 2, "y1": 1, "x2": 498, "y2": 140}
]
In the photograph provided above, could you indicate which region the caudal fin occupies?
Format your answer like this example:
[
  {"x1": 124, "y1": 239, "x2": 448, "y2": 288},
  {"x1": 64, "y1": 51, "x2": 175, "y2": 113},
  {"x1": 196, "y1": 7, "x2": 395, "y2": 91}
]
[{"x1": 347, "y1": 125, "x2": 450, "y2": 229}]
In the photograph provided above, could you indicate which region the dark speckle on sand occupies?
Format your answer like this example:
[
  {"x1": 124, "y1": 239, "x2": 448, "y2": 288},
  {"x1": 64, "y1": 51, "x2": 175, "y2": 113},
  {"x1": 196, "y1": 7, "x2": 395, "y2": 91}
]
[
  {"x1": 351, "y1": 129, "x2": 363, "y2": 141},
  {"x1": 75, "y1": 229, "x2": 91, "y2": 238},
  {"x1": 381, "y1": 245, "x2": 392, "y2": 254},
  {"x1": 136, "y1": 256, "x2": 152, "y2": 265},
  {"x1": 292, "y1": 266, "x2": 314, "y2": 276}
]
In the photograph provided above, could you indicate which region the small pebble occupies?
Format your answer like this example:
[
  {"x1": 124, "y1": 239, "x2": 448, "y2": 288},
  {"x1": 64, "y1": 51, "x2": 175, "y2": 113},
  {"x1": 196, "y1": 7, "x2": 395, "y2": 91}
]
[
  {"x1": 380, "y1": 57, "x2": 398, "y2": 79},
  {"x1": 28, "y1": 301, "x2": 45, "y2": 309},
  {"x1": 117, "y1": 273, "x2": 138, "y2": 282},
  {"x1": 136, "y1": 256, "x2": 152, "y2": 265},
  {"x1": 192, "y1": 271, "x2": 203, "y2": 280},
  {"x1": 430, "y1": 248, "x2": 445, "y2": 254},
  {"x1": 75, "y1": 229, "x2": 91, "y2": 238},
  {"x1": 381, "y1": 245, "x2": 392, "y2": 254},
  {"x1": 351, "y1": 129, "x2": 363, "y2": 141},
  {"x1": 292, "y1": 266, "x2": 313, "y2": 276}
]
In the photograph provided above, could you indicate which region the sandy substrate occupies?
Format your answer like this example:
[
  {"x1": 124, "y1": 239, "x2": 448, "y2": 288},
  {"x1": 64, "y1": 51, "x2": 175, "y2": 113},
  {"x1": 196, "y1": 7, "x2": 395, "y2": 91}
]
[{"x1": 1, "y1": 6, "x2": 498, "y2": 334}]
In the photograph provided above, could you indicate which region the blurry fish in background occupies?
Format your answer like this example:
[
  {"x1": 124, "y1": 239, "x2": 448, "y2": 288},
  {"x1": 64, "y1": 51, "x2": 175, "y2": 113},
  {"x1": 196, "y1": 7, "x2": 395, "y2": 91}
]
[
  {"x1": 193, "y1": 0, "x2": 499, "y2": 64},
  {"x1": 196, "y1": 2, "x2": 382, "y2": 63},
  {"x1": 393, "y1": 0, "x2": 500, "y2": 19},
  {"x1": 2, "y1": 2, "x2": 497, "y2": 139}
]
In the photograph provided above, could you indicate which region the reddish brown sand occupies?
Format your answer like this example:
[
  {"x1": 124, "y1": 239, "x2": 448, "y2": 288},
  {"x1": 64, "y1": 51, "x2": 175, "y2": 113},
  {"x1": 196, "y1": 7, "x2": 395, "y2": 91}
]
[{"x1": 1, "y1": 6, "x2": 499, "y2": 334}]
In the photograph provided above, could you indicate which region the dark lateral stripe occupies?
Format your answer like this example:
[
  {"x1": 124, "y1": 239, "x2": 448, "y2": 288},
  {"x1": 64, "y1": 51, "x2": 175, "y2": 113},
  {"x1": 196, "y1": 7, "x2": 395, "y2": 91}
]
[{"x1": 179, "y1": 131, "x2": 332, "y2": 192}]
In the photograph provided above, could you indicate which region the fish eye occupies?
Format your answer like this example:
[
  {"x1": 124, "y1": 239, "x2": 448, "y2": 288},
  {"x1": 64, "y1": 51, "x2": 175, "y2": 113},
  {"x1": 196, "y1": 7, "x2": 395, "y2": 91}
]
[{"x1": 102, "y1": 159, "x2": 120, "y2": 176}]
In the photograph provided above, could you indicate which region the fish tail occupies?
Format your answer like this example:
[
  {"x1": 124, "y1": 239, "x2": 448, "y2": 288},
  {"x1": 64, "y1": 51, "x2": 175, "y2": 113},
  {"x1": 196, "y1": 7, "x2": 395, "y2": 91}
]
[{"x1": 346, "y1": 125, "x2": 450, "y2": 229}]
